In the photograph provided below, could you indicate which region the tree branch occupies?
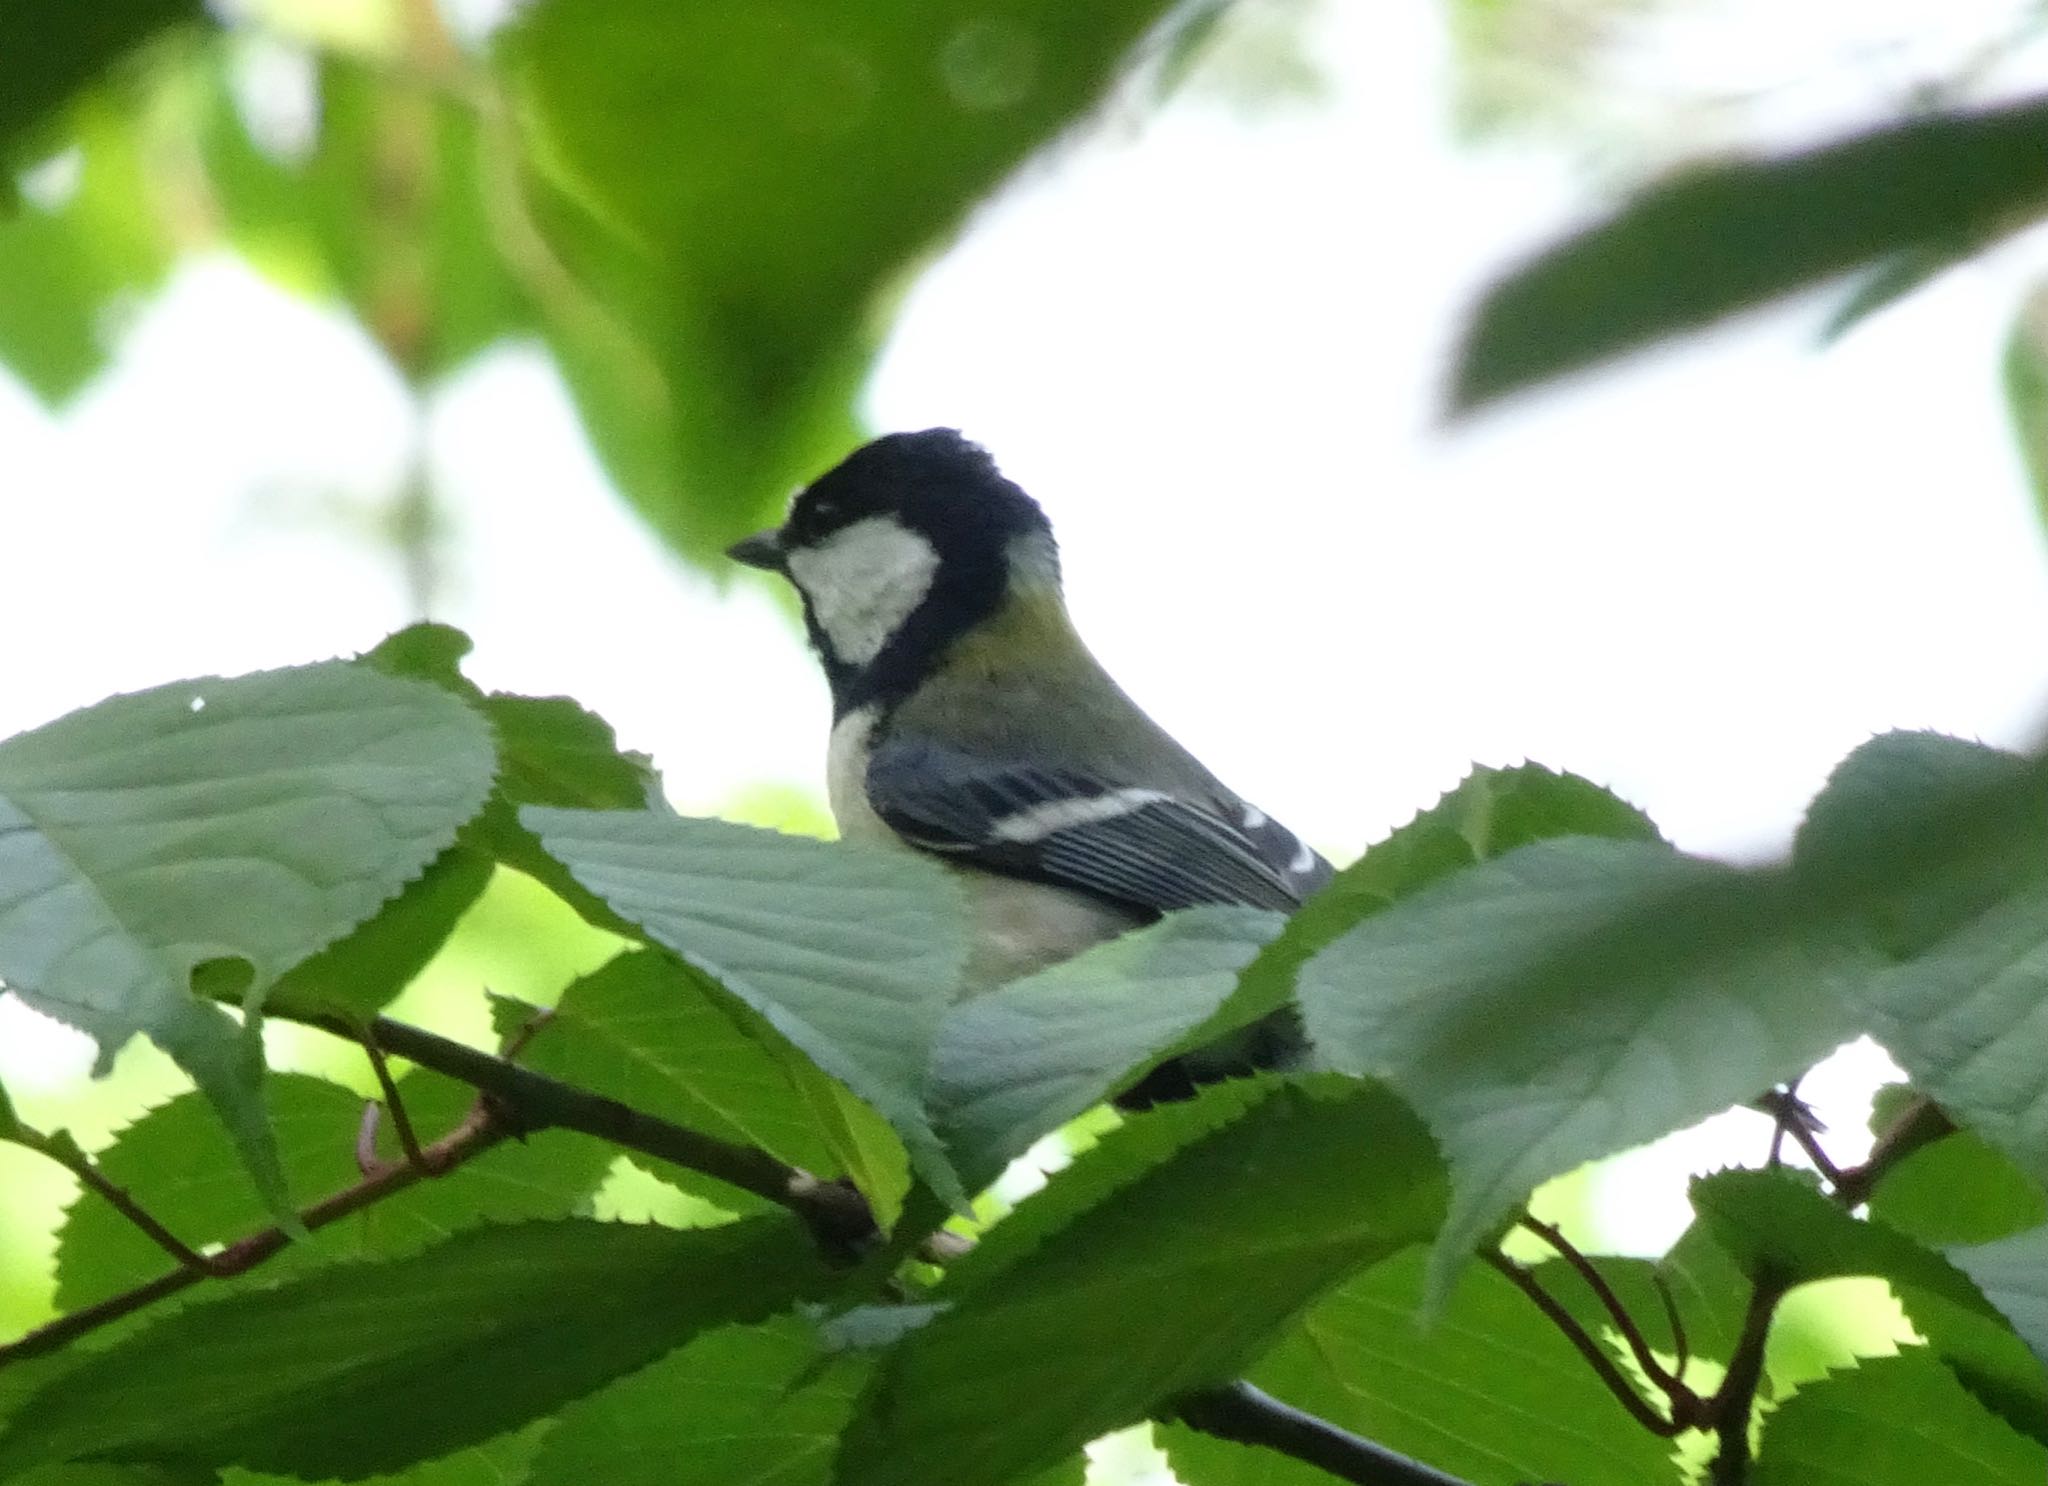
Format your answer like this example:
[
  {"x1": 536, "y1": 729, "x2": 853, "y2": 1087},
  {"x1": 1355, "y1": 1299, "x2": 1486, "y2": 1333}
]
[
  {"x1": 1704, "y1": 1270, "x2": 1787, "y2": 1486},
  {"x1": 1832, "y1": 1095, "x2": 1954, "y2": 1209},
  {"x1": 1482, "y1": 1249, "x2": 1685, "y2": 1437},
  {"x1": 1518, "y1": 1214, "x2": 1702, "y2": 1417},
  {"x1": 1174, "y1": 1381, "x2": 1488, "y2": 1486},
  {"x1": 0, "y1": 1096, "x2": 507, "y2": 1369}
]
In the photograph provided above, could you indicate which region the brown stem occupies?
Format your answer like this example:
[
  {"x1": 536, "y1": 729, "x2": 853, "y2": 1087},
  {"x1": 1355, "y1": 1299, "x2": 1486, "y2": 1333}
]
[
  {"x1": 1833, "y1": 1096, "x2": 1955, "y2": 1209},
  {"x1": 1705, "y1": 1272, "x2": 1788, "y2": 1486},
  {"x1": 0, "y1": 1099, "x2": 505, "y2": 1369},
  {"x1": 7, "y1": 1124, "x2": 223, "y2": 1278},
  {"x1": 1519, "y1": 1215, "x2": 1701, "y2": 1414},
  {"x1": 1483, "y1": 1248, "x2": 1684, "y2": 1437},
  {"x1": 361, "y1": 1033, "x2": 428, "y2": 1173}
]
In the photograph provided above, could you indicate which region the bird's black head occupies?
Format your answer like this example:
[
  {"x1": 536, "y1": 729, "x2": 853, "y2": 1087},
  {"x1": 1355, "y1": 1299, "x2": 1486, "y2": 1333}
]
[{"x1": 728, "y1": 429, "x2": 1060, "y2": 715}]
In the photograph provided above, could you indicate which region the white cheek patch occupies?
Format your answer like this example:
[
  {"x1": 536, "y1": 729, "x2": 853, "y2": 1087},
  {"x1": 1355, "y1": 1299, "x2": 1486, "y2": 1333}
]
[{"x1": 786, "y1": 517, "x2": 942, "y2": 666}]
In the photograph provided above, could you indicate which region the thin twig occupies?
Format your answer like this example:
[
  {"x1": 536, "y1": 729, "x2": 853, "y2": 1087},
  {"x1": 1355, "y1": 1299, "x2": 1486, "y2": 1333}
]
[
  {"x1": 361, "y1": 1033, "x2": 428, "y2": 1173},
  {"x1": 1518, "y1": 1215, "x2": 1700, "y2": 1412},
  {"x1": 1650, "y1": 1271, "x2": 1691, "y2": 1377},
  {"x1": 1833, "y1": 1096, "x2": 1955, "y2": 1209},
  {"x1": 1706, "y1": 1271, "x2": 1788, "y2": 1486},
  {"x1": 1174, "y1": 1381, "x2": 1486, "y2": 1486},
  {"x1": 0, "y1": 1100, "x2": 505, "y2": 1369},
  {"x1": 7, "y1": 1124, "x2": 222, "y2": 1278},
  {"x1": 1482, "y1": 1249, "x2": 1683, "y2": 1437}
]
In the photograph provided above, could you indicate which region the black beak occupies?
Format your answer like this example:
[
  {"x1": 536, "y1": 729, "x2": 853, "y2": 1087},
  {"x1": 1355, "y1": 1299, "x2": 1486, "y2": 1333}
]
[{"x1": 727, "y1": 529, "x2": 788, "y2": 573}]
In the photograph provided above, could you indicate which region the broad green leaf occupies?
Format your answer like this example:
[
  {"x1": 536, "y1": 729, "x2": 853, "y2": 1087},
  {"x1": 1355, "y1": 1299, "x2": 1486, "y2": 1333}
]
[
  {"x1": 495, "y1": 0, "x2": 1179, "y2": 558},
  {"x1": 523, "y1": 806, "x2": 969, "y2": 1206},
  {"x1": 1160, "y1": 1247, "x2": 1683, "y2": 1486},
  {"x1": 55, "y1": 1071, "x2": 614, "y2": 1314},
  {"x1": 0, "y1": 98, "x2": 177, "y2": 400},
  {"x1": 1692, "y1": 1166, "x2": 2047, "y2": 1443},
  {"x1": 1452, "y1": 96, "x2": 2048, "y2": 411},
  {"x1": 254, "y1": 845, "x2": 494, "y2": 1023},
  {"x1": 0, "y1": 662, "x2": 495, "y2": 1212},
  {"x1": 1952, "y1": 1227, "x2": 2048, "y2": 1369},
  {"x1": 1871, "y1": 1131, "x2": 2048, "y2": 1247},
  {"x1": 0, "y1": 1216, "x2": 828, "y2": 1479},
  {"x1": 2008, "y1": 288, "x2": 2048, "y2": 538},
  {"x1": 225, "y1": 1421, "x2": 549, "y2": 1486},
  {"x1": 1298, "y1": 838, "x2": 1858, "y2": 1300},
  {"x1": 835, "y1": 1079, "x2": 1445, "y2": 1486},
  {"x1": 1797, "y1": 735, "x2": 2048, "y2": 1185},
  {"x1": 1218, "y1": 764, "x2": 1660, "y2": 1047},
  {"x1": 1752, "y1": 1350, "x2": 2047, "y2": 1486},
  {"x1": 526, "y1": 1316, "x2": 868, "y2": 1486},
  {"x1": 1691, "y1": 1167, "x2": 2006, "y2": 1318},
  {"x1": 0, "y1": 0, "x2": 200, "y2": 164},
  {"x1": 6, "y1": 1468, "x2": 212, "y2": 1486},
  {"x1": 515, "y1": 948, "x2": 842, "y2": 1195},
  {"x1": 930, "y1": 905, "x2": 1283, "y2": 1189}
]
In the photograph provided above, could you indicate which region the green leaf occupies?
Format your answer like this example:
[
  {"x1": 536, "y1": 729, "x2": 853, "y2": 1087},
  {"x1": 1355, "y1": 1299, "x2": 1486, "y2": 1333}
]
[
  {"x1": 1160, "y1": 1247, "x2": 1683, "y2": 1486},
  {"x1": 929, "y1": 905, "x2": 1284, "y2": 1189},
  {"x1": 835, "y1": 1078, "x2": 1445, "y2": 1486},
  {"x1": 0, "y1": 661, "x2": 496, "y2": 1213},
  {"x1": 0, "y1": 1216, "x2": 828, "y2": 1479},
  {"x1": 2007, "y1": 289, "x2": 2048, "y2": 539},
  {"x1": 1299, "y1": 838, "x2": 1859, "y2": 1300},
  {"x1": 515, "y1": 947, "x2": 843, "y2": 1197},
  {"x1": 1221, "y1": 763, "x2": 1661, "y2": 1045},
  {"x1": 1691, "y1": 1166, "x2": 2047, "y2": 1443},
  {"x1": 522, "y1": 806, "x2": 969, "y2": 1206},
  {"x1": 0, "y1": 97, "x2": 178, "y2": 400},
  {"x1": 1871, "y1": 1131, "x2": 2048, "y2": 1247},
  {"x1": 224, "y1": 1422, "x2": 550, "y2": 1486},
  {"x1": 1752, "y1": 1350, "x2": 2047, "y2": 1486},
  {"x1": 1952, "y1": 1227, "x2": 2048, "y2": 1369},
  {"x1": 0, "y1": 0, "x2": 200, "y2": 164},
  {"x1": 0, "y1": 1076, "x2": 19, "y2": 1140},
  {"x1": 1452, "y1": 96, "x2": 2048, "y2": 411},
  {"x1": 55, "y1": 1071, "x2": 615, "y2": 1314},
  {"x1": 526, "y1": 1316, "x2": 868, "y2": 1486},
  {"x1": 255, "y1": 845, "x2": 494, "y2": 1024},
  {"x1": 202, "y1": 56, "x2": 535, "y2": 381},
  {"x1": 494, "y1": 0, "x2": 1180, "y2": 558},
  {"x1": 1798, "y1": 735, "x2": 2048, "y2": 1186}
]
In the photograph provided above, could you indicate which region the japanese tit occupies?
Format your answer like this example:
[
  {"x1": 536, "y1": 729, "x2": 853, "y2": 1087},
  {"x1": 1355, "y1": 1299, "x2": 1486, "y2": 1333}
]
[{"x1": 729, "y1": 428, "x2": 1328, "y2": 1102}]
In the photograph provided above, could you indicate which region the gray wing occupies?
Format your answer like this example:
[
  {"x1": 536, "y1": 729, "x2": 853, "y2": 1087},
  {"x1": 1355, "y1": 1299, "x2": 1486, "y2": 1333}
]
[{"x1": 865, "y1": 738, "x2": 1330, "y2": 915}]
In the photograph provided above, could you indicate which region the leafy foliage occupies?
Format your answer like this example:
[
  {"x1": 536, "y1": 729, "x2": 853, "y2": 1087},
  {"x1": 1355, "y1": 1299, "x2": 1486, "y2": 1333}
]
[{"x1": 1453, "y1": 94, "x2": 2048, "y2": 409}]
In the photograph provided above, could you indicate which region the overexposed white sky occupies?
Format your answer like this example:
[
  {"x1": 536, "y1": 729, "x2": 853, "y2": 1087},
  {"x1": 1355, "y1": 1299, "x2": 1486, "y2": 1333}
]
[{"x1": 5, "y1": 0, "x2": 2048, "y2": 1246}]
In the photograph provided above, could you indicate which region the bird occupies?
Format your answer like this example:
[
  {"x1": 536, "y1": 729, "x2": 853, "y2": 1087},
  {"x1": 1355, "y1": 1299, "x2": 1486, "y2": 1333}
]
[{"x1": 728, "y1": 428, "x2": 1330, "y2": 1103}]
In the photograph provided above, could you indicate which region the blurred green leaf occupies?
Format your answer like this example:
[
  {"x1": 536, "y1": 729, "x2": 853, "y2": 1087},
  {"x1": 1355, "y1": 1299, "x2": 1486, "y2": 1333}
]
[
  {"x1": 1753, "y1": 1350, "x2": 2046, "y2": 1486},
  {"x1": 526, "y1": 1316, "x2": 867, "y2": 1486},
  {"x1": 203, "y1": 55, "x2": 534, "y2": 380},
  {"x1": 835, "y1": 1078, "x2": 1445, "y2": 1486},
  {"x1": 0, "y1": 1216, "x2": 828, "y2": 1479},
  {"x1": 0, "y1": 98, "x2": 177, "y2": 400},
  {"x1": 1299, "y1": 839, "x2": 1860, "y2": 1302},
  {"x1": 1160, "y1": 1247, "x2": 1683, "y2": 1486},
  {"x1": 929, "y1": 904, "x2": 1283, "y2": 1190},
  {"x1": 0, "y1": 661, "x2": 495, "y2": 1217},
  {"x1": 2004, "y1": 288, "x2": 2048, "y2": 539},
  {"x1": 1453, "y1": 95, "x2": 2048, "y2": 411},
  {"x1": 523, "y1": 806, "x2": 969, "y2": 1208},
  {"x1": 0, "y1": 0, "x2": 201, "y2": 164},
  {"x1": 494, "y1": 0, "x2": 1180, "y2": 558},
  {"x1": 224, "y1": 1421, "x2": 550, "y2": 1486},
  {"x1": 55, "y1": 1070, "x2": 614, "y2": 1315},
  {"x1": 1222, "y1": 763, "x2": 1660, "y2": 1043}
]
